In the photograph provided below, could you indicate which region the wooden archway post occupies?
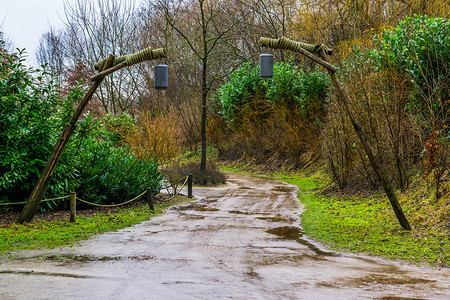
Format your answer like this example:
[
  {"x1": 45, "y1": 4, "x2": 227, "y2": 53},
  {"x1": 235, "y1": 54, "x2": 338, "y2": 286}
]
[
  {"x1": 18, "y1": 47, "x2": 167, "y2": 224},
  {"x1": 259, "y1": 37, "x2": 411, "y2": 230}
]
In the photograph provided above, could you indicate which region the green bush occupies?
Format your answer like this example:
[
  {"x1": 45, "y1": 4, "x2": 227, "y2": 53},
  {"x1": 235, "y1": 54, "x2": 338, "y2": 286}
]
[
  {"x1": 371, "y1": 15, "x2": 449, "y2": 128},
  {"x1": 0, "y1": 43, "x2": 80, "y2": 204},
  {"x1": 265, "y1": 62, "x2": 302, "y2": 105},
  {"x1": 217, "y1": 62, "x2": 265, "y2": 124},
  {"x1": 76, "y1": 139, "x2": 163, "y2": 205},
  {"x1": 217, "y1": 61, "x2": 329, "y2": 125}
]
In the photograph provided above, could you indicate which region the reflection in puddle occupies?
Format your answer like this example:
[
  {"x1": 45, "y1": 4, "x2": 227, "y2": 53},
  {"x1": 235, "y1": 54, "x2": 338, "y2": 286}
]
[
  {"x1": 353, "y1": 274, "x2": 435, "y2": 286},
  {"x1": 272, "y1": 186, "x2": 292, "y2": 192},
  {"x1": 228, "y1": 210, "x2": 252, "y2": 215},
  {"x1": 37, "y1": 254, "x2": 155, "y2": 265},
  {"x1": 0, "y1": 270, "x2": 93, "y2": 279},
  {"x1": 266, "y1": 226, "x2": 338, "y2": 257},
  {"x1": 379, "y1": 297, "x2": 427, "y2": 300},
  {"x1": 180, "y1": 214, "x2": 206, "y2": 220},
  {"x1": 267, "y1": 226, "x2": 303, "y2": 239},
  {"x1": 244, "y1": 268, "x2": 261, "y2": 279},
  {"x1": 256, "y1": 216, "x2": 289, "y2": 222},
  {"x1": 255, "y1": 252, "x2": 327, "y2": 266},
  {"x1": 321, "y1": 273, "x2": 436, "y2": 294},
  {"x1": 173, "y1": 203, "x2": 219, "y2": 212}
]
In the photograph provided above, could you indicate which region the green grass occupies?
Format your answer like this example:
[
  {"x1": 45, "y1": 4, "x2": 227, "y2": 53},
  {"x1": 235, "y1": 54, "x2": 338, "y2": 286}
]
[
  {"x1": 285, "y1": 174, "x2": 449, "y2": 267},
  {"x1": 0, "y1": 195, "x2": 193, "y2": 255},
  {"x1": 222, "y1": 165, "x2": 449, "y2": 267}
]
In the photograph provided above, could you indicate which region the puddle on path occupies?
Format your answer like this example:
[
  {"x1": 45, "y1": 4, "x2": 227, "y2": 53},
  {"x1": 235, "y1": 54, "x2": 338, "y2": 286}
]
[
  {"x1": 0, "y1": 270, "x2": 93, "y2": 279},
  {"x1": 16, "y1": 254, "x2": 155, "y2": 265},
  {"x1": 266, "y1": 226, "x2": 338, "y2": 257},
  {"x1": 318, "y1": 273, "x2": 437, "y2": 294},
  {"x1": 271, "y1": 186, "x2": 293, "y2": 192},
  {"x1": 378, "y1": 297, "x2": 427, "y2": 300},
  {"x1": 228, "y1": 210, "x2": 252, "y2": 215},
  {"x1": 179, "y1": 214, "x2": 206, "y2": 220},
  {"x1": 351, "y1": 274, "x2": 435, "y2": 286},
  {"x1": 256, "y1": 216, "x2": 290, "y2": 223},
  {"x1": 172, "y1": 203, "x2": 219, "y2": 212},
  {"x1": 267, "y1": 226, "x2": 303, "y2": 239}
]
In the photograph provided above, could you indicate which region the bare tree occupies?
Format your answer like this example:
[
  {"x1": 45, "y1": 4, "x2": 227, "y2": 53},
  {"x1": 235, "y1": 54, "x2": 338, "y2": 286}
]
[
  {"x1": 36, "y1": 26, "x2": 66, "y2": 77},
  {"x1": 36, "y1": 0, "x2": 160, "y2": 115},
  {"x1": 157, "y1": 0, "x2": 244, "y2": 170}
]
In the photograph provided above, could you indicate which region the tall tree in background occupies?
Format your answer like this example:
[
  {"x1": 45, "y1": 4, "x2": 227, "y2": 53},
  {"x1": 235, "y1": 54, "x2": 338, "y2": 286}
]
[
  {"x1": 158, "y1": 0, "x2": 243, "y2": 170},
  {"x1": 36, "y1": 27, "x2": 65, "y2": 77}
]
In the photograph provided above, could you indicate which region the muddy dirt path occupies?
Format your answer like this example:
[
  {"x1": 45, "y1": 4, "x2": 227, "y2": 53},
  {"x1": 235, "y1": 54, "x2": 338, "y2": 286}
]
[{"x1": 1, "y1": 173, "x2": 449, "y2": 299}]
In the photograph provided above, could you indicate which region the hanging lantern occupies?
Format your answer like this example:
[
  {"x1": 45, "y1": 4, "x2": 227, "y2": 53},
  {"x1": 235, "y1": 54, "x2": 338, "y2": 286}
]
[
  {"x1": 259, "y1": 53, "x2": 273, "y2": 78},
  {"x1": 154, "y1": 64, "x2": 168, "y2": 89}
]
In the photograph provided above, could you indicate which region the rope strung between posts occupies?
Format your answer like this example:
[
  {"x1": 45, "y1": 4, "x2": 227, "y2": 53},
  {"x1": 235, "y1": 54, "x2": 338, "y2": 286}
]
[
  {"x1": 259, "y1": 36, "x2": 332, "y2": 55},
  {"x1": 0, "y1": 195, "x2": 71, "y2": 206},
  {"x1": 1, "y1": 175, "x2": 189, "y2": 207},
  {"x1": 95, "y1": 47, "x2": 166, "y2": 70},
  {"x1": 155, "y1": 176, "x2": 189, "y2": 203},
  {"x1": 162, "y1": 176, "x2": 189, "y2": 194},
  {"x1": 76, "y1": 190, "x2": 147, "y2": 208}
]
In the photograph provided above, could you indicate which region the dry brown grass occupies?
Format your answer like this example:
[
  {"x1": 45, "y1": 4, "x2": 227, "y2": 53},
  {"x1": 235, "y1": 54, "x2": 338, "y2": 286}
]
[
  {"x1": 209, "y1": 99, "x2": 322, "y2": 169},
  {"x1": 119, "y1": 111, "x2": 182, "y2": 166}
]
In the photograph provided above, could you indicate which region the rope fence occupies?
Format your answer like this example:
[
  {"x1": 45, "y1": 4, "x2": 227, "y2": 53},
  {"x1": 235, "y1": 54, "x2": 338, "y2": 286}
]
[
  {"x1": 155, "y1": 176, "x2": 190, "y2": 204},
  {"x1": 1, "y1": 174, "x2": 193, "y2": 222},
  {"x1": 0, "y1": 195, "x2": 71, "y2": 206},
  {"x1": 75, "y1": 190, "x2": 148, "y2": 208}
]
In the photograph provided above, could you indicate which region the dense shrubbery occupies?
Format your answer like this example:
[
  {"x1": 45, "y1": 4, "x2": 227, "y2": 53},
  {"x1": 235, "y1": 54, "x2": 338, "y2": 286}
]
[
  {"x1": 76, "y1": 139, "x2": 162, "y2": 205},
  {"x1": 218, "y1": 61, "x2": 330, "y2": 126},
  {"x1": 0, "y1": 40, "x2": 162, "y2": 209},
  {"x1": 0, "y1": 45, "x2": 79, "y2": 202}
]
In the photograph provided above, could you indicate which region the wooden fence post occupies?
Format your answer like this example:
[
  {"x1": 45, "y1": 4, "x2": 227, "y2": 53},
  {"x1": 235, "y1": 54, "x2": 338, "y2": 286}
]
[
  {"x1": 188, "y1": 174, "x2": 193, "y2": 198},
  {"x1": 70, "y1": 192, "x2": 76, "y2": 222},
  {"x1": 147, "y1": 188, "x2": 155, "y2": 212}
]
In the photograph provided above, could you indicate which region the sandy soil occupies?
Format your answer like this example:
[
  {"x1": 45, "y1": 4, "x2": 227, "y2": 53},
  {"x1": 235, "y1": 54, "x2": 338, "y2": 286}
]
[{"x1": 0, "y1": 172, "x2": 448, "y2": 299}]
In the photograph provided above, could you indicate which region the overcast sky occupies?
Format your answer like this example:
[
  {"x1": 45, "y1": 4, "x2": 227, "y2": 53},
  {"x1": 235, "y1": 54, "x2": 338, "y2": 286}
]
[{"x1": 0, "y1": 0, "x2": 70, "y2": 66}]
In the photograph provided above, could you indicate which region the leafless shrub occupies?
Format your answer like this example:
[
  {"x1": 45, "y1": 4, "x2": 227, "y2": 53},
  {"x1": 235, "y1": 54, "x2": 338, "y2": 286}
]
[{"x1": 322, "y1": 61, "x2": 423, "y2": 190}]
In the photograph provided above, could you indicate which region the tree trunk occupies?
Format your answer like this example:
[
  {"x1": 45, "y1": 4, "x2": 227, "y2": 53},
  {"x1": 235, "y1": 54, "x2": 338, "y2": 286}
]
[
  {"x1": 200, "y1": 0, "x2": 207, "y2": 171},
  {"x1": 200, "y1": 58, "x2": 207, "y2": 171}
]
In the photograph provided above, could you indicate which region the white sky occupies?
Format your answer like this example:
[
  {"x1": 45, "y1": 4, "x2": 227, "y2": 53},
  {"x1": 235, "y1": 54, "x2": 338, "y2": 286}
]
[{"x1": 0, "y1": 0, "x2": 69, "y2": 66}]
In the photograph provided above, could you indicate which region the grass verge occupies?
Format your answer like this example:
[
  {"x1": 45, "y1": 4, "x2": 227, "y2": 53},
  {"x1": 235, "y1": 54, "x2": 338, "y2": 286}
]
[
  {"x1": 0, "y1": 195, "x2": 193, "y2": 255},
  {"x1": 221, "y1": 164, "x2": 449, "y2": 267}
]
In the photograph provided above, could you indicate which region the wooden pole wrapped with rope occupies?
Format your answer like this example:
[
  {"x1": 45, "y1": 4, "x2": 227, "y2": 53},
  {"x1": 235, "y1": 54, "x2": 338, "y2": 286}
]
[
  {"x1": 18, "y1": 47, "x2": 167, "y2": 224},
  {"x1": 91, "y1": 47, "x2": 166, "y2": 81},
  {"x1": 259, "y1": 36, "x2": 337, "y2": 73},
  {"x1": 259, "y1": 36, "x2": 411, "y2": 230}
]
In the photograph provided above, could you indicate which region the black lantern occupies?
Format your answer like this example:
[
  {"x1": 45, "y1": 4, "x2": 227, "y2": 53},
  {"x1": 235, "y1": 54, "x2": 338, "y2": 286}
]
[
  {"x1": 154, "y1": 64, "x2": 168, "y2": 89},
  {"x1": 259, "y1": 53, "x2": 273, "y2": 78}
]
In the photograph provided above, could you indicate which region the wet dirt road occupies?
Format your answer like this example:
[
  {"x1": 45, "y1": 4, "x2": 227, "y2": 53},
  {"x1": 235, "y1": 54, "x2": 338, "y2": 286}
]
[{"x1": 1, "y1": 173, "x2": 449, "y2": 299}]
